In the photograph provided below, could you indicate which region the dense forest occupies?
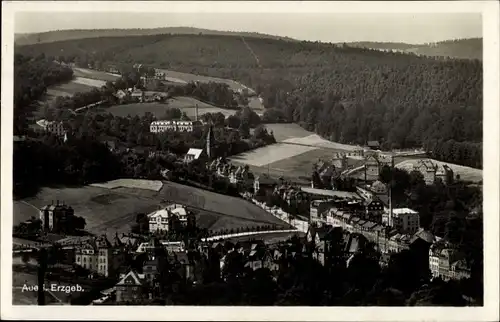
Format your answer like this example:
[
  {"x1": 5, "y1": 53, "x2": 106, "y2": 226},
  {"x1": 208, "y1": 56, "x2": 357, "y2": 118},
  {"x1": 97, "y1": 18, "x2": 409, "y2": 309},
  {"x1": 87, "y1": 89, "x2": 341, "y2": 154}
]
[
  {"x1": 348, "y1": 38, "x2": 483, "y2": 60},
  {"x1": 16, "y1": 34, "x2": 483, "y2": 168}
]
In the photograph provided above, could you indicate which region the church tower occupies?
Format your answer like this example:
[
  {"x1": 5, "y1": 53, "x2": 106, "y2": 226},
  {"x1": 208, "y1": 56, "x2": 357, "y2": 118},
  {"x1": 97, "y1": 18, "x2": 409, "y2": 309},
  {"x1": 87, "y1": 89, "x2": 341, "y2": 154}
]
[{"x1": 206, "y1": 122, "x2": 216, "y2": 160}]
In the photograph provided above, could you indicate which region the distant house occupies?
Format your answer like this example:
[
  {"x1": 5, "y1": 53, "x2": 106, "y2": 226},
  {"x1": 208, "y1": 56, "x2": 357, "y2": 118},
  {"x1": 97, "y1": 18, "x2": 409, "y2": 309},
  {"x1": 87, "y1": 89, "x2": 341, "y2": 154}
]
[
  {"x1": 131, "y1": 90, "x2": 145, "y2": 102},
  {"x1": 39, "y1": 200, "x2": 75, "y2": 232},
  {"x1": 435, "y1": 164, "x2": 454, "y2": 185},
  {"x1": 364, "y1": 154, "x2": 382, "y2": 180},
  {"x1": 114, "y1": 90, "x2": 128, "y2": 100},
  {"x1": 383, "y1": 208, "x2": 420, "y2": 234},
  {"x1": 429, "y1": 243, "x2": 471, "y2": 281},
  {"x1": 415, "y1": 160, "x2": 438, "y2": 185},
  {"x1": 184, "y1": 148, "x2": 204, "y2": 163},
  {"x1": 367, "y1": 140, "x2": 381, "y2": 150},
  {"x1": 74, "y1": 234, "x2": 125, "y2": 278},
  {"x1": 36, "y1": 119, "x2": 66, "y2": 137},
  {"x1": 150, "y1": 120, "x2": 201, "y2": 133}
]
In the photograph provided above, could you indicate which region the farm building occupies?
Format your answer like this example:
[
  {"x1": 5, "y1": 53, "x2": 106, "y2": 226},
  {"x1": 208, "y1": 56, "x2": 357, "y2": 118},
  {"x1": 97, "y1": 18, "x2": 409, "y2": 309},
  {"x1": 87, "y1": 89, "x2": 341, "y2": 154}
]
[
  {"x1": 366, "y1": 140, "x2": 381, "y2": 150},
  {"x1": 150, "y1": 120, "x2": 202, "y2": 133}
]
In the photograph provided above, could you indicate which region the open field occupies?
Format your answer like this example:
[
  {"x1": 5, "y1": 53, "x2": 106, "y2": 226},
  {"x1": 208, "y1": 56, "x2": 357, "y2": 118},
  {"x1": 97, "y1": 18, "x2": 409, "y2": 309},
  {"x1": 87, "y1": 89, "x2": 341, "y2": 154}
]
[
  {"x1": 396, "y1": 158, "x2": 482, "y2": 183},
  {"x1": 230, "y1": 143, "x2": 319, "y2": 167},
  {"x1": 158, "y1": 69, "x2": 254, "y2": 94},
  {"x1": 71, "y1": 76, "x2": 106, "y2": 88},
  {"x1": 264, "y1": 123, "x2": 314, "y2": 142},
  {"x1": 14, "y1": 180, "x2": 289, "y2": 239},
  {"x1": 73, "y1": 67, "x2": 121, "y2": 82},
  {"x1": 46, "y1": 81, "x2": 94, "y2": 99},
  {"x1": 102, "y1": 97, "x2": 238, "y2": 119},
  {"x1": 283, "y1": 134, "x2": 362, "y2": 151}
]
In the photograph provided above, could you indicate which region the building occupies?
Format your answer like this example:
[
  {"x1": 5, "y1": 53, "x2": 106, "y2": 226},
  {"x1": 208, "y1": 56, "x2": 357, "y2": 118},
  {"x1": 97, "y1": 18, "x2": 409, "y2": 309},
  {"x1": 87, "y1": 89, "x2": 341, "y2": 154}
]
[
  {"x1": 228, "y1": 166, "x2": 251, "y2": 184},
  {"x1": 115, "y1": 270, "x2": 149, "y2": 304},
  {"x1": 383, "y1": 208, "x2": 420, "y2": 234},
  {"x1": 39, "y1": 201, "x2": 75, "y2": 232},
  {"x1": 36, "y1": 119, "x2": 66, "y2": 136},
  {"x1": 74, "y1": 234, "x2": 125, "y2": 278},
  {"x1": 364, "y1": 154, "x2": 382, "y2": 180},
  {"x1": 253, "y1": 175, "x2": 278, "y2": 196},
  {"x1": 415, "y1": 160, "x2": 438, "y2": 185},
  {"x1": 435, "y1": 164, "x2": 454, "y2": 185},
  {"x1": 114, "y1": 90, "x2": 128, "y2": 100},
  {"x1": 429, "y1": 243, "x2": 471, "y2": 281},
  {"x1": 367, "y1": 140, "x2": 381, "y2": 150},
  {"x1": 150, "y1": 120, "x2": 201, "y2": 133},
  {"x1": 184, "y1": 148, "x2": 204, "y2": 163},
  {"x1": 147, "y1": 204, "x2": 194, "y2": 234}
]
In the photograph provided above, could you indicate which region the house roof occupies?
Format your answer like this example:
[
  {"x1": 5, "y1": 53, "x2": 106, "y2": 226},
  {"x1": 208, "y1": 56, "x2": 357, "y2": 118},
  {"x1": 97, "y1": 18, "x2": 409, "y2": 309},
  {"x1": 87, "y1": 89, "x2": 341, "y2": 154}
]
[
  {"x1": 116, "y1": 270, "x2": 146, "y2": 286},
  {"x1": 186, "y1": 148, "x2": 203, "y2": 160},
  {"x1": 392, "y1": 208, "x2": 418, "y2": 215},
  {"x1": 367, "y1": 140, "x2": 380, "y2": 147},
  {"x1": 417, "y1": 159, "x2": 437, "y2": 171},
  {"x1": 410, "y1": 228, "x2": 435, "y2": 244},
  {"x1": 300, "y1": 187, "x2": 360, "y2": 200}
]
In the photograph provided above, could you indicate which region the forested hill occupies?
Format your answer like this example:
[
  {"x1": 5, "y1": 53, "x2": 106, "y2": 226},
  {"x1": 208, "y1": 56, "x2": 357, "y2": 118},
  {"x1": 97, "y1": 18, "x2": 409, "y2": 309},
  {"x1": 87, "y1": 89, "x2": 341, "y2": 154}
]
[
  {"x1": 347, "y1": 38, "x2": 482, "y2": 60},
  {"x1": 16, "y1": 33, "x2": 483, "y2": 168},
  {"x1": 14, "y1": 27, "x2": 297, "y2": 46}
]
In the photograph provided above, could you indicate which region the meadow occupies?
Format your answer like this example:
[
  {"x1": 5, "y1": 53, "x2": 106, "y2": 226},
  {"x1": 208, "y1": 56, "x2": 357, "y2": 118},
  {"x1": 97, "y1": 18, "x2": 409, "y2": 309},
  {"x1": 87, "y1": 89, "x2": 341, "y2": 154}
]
[
  {"x1": 14, "y1": 180, "x2": 289, "y2": 240},
  {"x1": 103, "y1": 96, "x2": 238, "y2": 119},
  {"x1": 72, "y1": 67, "x2": 121, "y2": 82}
]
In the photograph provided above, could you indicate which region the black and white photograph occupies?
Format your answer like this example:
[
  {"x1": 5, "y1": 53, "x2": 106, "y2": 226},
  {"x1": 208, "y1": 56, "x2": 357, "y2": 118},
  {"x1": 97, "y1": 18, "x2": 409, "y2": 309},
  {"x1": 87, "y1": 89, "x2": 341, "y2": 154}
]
[{"x1": 1, "y1": 1, "x2": 499, "y2": 321}]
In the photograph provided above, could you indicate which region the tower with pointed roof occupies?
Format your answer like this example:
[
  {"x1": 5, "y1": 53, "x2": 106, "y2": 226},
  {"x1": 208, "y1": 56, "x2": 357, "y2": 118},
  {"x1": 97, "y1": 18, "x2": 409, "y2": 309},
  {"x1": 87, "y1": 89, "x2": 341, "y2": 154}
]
[{"x1": 206, "y1": 122, "x2": 216, "y2": 160}]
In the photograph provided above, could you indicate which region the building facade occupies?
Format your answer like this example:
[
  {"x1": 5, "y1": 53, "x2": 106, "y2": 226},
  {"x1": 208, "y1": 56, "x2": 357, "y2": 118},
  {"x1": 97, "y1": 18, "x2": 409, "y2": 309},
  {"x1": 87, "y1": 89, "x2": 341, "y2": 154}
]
[
  {"x1": 39, "y1": 201, "x2": 75, "y2": 232},
  {"x1": 150, "y1": 120, "x2": 201, "y2": 133},
  {"x1": 74, "y1": 235, "x2": 125, "y2": 278}
]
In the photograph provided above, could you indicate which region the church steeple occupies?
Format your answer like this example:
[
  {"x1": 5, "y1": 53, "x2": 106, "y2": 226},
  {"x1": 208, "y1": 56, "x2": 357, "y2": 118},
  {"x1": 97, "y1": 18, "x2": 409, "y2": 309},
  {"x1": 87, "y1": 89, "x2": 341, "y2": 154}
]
[{"x1": 206, "y1": 122, "x2": 216, "y2": 160}]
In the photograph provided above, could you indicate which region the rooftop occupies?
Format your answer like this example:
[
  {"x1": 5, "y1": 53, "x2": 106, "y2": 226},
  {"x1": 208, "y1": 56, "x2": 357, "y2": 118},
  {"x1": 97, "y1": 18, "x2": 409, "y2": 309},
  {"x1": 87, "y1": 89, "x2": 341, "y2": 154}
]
[
  {"x1": 300, "y1": 187, "x2": 360, "y2": 200},
  {"x1": 392, "y1": 208, "x2": 418, "y2": 215}
]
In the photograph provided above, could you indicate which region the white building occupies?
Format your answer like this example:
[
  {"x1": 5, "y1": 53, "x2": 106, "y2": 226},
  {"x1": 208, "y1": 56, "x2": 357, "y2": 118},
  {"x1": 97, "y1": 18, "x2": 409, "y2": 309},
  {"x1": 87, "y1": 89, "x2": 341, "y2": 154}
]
[
  {"x1": 150, "y1": 120, "x2": 201, "y2": 133},
  {"x1": 147, "y1": 204, "x2": 191, "y2": 233},
  {"x1": 148, "y1": 209, "x2": 171, "y2": 233},
  {"x1": 383, "y1": 208, "x2": 420, "y2": 234},
  {"x1": 184, "y1": 148, "x2": 203, "y2": 163},
  {"x1": 36, "y1": 119, "x2": 66, "y2": 136},
  {"x1": 429, "y1": 243, "x2": 471, "y2": 281}
]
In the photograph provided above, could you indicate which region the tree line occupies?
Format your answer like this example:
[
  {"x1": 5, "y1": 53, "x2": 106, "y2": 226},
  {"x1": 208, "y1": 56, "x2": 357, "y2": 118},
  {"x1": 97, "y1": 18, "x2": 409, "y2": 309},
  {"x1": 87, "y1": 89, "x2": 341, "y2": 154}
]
[
  {"x1": 17, "y1": 33, "x2": 482, "y2": 168},
  {"x1": 14, "y1": 54, "x2": 74, "y2": 134}
]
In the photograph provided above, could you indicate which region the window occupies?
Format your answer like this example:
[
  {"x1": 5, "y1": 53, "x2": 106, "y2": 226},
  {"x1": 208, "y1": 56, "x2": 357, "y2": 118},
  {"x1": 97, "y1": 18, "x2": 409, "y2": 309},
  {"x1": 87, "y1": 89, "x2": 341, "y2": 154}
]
[{"x1": 83, "y1": 257, "x2": 86, "y2": 263}]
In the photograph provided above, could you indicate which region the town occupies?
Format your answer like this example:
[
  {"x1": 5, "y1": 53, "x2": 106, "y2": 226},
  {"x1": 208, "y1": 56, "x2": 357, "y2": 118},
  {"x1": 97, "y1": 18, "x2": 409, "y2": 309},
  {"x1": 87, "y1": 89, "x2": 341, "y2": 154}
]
[{"x1": 11, "y1": 13, "x2": 484, "y2": 308}]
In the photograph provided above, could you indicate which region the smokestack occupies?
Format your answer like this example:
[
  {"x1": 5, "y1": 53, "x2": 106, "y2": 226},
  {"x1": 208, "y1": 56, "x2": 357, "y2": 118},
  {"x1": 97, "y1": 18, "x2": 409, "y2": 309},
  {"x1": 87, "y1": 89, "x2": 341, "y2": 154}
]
[
  {"x1": 195, "y1": 104, "x2": 199, "y2": 122},
  {"x1": 388, "y1": 155, "x2": 394, "y2": 227}
]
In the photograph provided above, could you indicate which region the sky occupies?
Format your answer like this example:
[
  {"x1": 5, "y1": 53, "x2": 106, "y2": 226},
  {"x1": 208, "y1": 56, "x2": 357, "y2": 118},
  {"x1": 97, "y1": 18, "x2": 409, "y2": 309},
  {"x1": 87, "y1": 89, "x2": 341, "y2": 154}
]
[{"x1": 14, "y1": 11, "x2": 482, "y2": 44}]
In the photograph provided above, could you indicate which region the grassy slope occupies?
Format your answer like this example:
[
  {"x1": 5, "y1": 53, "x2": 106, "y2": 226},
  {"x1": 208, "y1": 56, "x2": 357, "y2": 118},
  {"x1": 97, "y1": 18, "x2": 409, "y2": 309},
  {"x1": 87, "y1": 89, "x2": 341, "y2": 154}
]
[
  {"x1": 14, "y1": 181, "x2": 289, "y2": 239},
  {"x1": 15, "y1": 27, "x2": 298, "y2": 46},
  {"x1": 103, "y1": 97, "x2": 237, "y2": 119}
]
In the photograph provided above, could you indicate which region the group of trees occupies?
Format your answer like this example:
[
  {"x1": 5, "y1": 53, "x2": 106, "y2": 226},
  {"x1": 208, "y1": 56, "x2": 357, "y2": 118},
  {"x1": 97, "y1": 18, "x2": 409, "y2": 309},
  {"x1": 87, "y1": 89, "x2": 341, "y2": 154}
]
[
  {"x1": 14, "y1": 54, "x2": 74, "y2": 134},
  {"x1": 18, "y1": 33, "x2": 482, "y2": 168}
]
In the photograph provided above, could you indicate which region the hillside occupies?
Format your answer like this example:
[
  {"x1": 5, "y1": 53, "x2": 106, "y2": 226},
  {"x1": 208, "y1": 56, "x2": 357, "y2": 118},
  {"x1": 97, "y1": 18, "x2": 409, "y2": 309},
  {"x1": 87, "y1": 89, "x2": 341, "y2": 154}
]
[
  {"x1": 15, "y1": 33, "x2": 483, "y2": 168},
  {"x1": 347, "y1": 38, "x2": 482, "y2": 60},
  {"x1": 14, "y1": 26, "x2": 297, "y2": 46}
]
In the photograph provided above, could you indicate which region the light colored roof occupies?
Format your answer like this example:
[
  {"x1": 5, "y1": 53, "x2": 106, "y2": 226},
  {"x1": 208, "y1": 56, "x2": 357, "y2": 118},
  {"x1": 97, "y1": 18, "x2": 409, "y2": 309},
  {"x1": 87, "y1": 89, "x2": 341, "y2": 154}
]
[
  {"x1": 186, "y1": 148, "x2": 203, "y2": 160},
  {"x1": 148, "y1": 209, "x2": 171, "y2": 219},
  {"x1": 171, "y1": 207, "x2": 188, "y2": 218},
  {"x1": 116, "y1": 270, "x2": 145, "y2": 286},
  {"x1": 300, "y1": 187, "x2": 360, "y2": 199},
  {"x1": 392, "y1": 208, "x2": 418, "y2": 215}
]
